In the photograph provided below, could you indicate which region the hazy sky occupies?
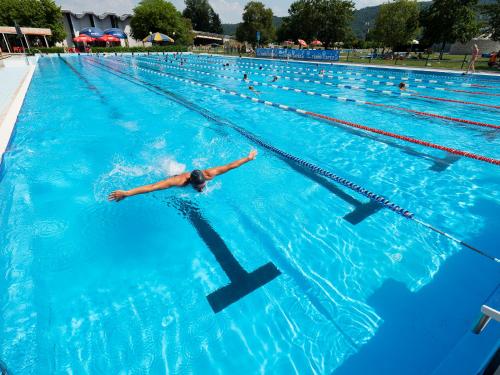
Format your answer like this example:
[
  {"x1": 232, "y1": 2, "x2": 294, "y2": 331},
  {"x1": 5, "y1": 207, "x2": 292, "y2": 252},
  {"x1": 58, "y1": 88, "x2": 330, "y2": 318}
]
[{"x1": 56, "y1": 0, "x2": 387, "y2": 23}]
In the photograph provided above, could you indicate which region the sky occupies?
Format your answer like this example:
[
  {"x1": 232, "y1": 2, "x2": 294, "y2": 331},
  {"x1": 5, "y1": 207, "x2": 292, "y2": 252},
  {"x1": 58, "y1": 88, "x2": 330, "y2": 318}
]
[{"x1": 56, "y1": 0, "x2": 387, "y2": 24}]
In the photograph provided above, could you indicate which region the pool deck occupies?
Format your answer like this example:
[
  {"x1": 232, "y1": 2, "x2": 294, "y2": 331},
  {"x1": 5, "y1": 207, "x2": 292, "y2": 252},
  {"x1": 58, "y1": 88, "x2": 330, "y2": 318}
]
[{"x1": 0, "y1": 55, "x2": 37, "y2": 163}]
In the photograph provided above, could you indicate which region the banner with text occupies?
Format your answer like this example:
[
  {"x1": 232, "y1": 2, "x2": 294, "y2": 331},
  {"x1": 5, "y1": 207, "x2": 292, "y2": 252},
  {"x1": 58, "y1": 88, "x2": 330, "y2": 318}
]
[{"x1": 256, "y1": 48, "x2": 340, "y2": 61}]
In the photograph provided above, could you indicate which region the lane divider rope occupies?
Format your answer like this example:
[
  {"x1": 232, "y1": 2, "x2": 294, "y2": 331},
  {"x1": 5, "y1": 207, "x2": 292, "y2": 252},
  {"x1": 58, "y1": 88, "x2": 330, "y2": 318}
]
[
  {"x1": 135, "y1": 56, "x2": 500, "y2": 130},
  {"x1": 113, "y1": 56, "x2": 500, "y2": 166},
  {"x1": 144, "y1": 55, "x2": 500, "y2": 110},
  {"x1": 85, "y1": 56, "x2": 500, "y2": 263},
  {"x1": 189, "y1": 54, "x2": 498, "y2": 90}
]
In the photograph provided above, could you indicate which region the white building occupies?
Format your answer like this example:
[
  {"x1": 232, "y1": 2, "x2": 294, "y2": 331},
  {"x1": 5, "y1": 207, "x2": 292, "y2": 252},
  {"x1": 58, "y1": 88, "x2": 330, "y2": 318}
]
[{"x1": 61, "y1": 10, "x2": 141, "y2": 47}]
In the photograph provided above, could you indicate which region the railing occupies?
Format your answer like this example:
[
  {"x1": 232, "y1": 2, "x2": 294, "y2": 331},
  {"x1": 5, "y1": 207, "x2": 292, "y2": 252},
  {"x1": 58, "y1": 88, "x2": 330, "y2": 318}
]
[
  {"x1": 338, "y1": 49, "x2": 495, "y2": 72},
  {"x1": 473, "y1": 305, "x2": 500, "y2": 334}
]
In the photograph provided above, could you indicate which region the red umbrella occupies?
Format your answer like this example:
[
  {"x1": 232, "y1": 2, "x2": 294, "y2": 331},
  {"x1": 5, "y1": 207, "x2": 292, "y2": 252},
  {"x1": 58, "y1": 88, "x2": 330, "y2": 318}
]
[
  {"x1": 311, "y1": 40, "x2": 322, "y2": 46},
  {"x1": 298, "y1": 39, "x2": 308, "y2": 47},
  {"x1": 96, "y1": 34, "x2": 120, "y2": 43},
  {"x1": 73, "y1": 34, "x2": 95, "y2": 43}
]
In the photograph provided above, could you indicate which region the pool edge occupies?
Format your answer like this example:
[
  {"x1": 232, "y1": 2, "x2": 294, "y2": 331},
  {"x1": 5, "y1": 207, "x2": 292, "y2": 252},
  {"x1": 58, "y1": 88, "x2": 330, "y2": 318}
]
[{"x1": 0, "y1": 59, "x2": 37, "y2": 163}]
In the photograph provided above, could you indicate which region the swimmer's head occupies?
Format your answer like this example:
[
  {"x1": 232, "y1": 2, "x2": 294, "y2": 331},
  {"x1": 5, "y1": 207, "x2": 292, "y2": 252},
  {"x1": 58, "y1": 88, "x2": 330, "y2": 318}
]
[
  {"x1": 189, "y1": 170, "x2": 206, "y2": 192},
  {"x1": 243, "y1": 73, "x2": 248, "y2": 80},
  {"x1": 399, "y1": 82, "x2": 406, "y2": 90}
]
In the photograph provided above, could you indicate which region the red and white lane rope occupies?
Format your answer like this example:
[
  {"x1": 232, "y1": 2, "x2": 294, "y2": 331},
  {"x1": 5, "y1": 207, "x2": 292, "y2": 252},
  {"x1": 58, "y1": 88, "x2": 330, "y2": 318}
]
[
  {"x1": 134, "y1": 56, "x2": 500, "y2": 130},
  {"x1": 112, "y1": 56, "x2": 500, "y2": 166}
]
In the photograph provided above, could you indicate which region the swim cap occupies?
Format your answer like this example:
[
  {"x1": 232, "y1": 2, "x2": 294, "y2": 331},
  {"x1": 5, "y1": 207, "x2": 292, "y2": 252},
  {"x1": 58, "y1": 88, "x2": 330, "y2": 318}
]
[{"x1": 190, "y1": 170, "x2": 206, "y2": 191}]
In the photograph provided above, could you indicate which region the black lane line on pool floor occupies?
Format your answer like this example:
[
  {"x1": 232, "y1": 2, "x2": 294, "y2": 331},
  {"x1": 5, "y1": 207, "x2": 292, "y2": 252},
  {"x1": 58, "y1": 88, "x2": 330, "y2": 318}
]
[
  {"x1": 59, "y1": 57, "x2": 124, "y2": 121},
  {"x1": 170, "y1": 198, "x2": 281, "y2": 313},
  {"x1": 84, "y1": 57, "x2": 382, "y2": 224},
  {"x1": 61, "y1": 57, "x2": 276, "y2": 312},
  {"x1": 120, "y1": 56, "x2": 461, "y2": 172}
]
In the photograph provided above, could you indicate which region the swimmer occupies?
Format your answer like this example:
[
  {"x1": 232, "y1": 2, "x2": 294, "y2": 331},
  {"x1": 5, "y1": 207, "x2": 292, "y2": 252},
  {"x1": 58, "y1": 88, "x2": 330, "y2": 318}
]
[
  {"x1": 249, "y1": 86, "x2": 261, "y2": 94},
  {"x1": 259, "y1": 66, "x2": 263, "y2": 70},
  {"x1": 108, "y1": 150, "x2": 258, "y2": 201},
  {"x1": 243, "y1": 73, "x2": 248, "y2": 81},
  {"x1": 399, "y1": 82, "x2": 416, "y2": 93},
  {"x1": 271, "y1": 76, "x2": 278, "y2": 82}
]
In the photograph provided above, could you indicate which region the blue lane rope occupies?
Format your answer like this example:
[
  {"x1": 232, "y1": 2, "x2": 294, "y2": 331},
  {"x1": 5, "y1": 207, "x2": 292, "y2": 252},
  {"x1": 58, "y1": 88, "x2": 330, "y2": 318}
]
[{"x1": 85, "y1": 56, "x2": 500, "y2": 264}]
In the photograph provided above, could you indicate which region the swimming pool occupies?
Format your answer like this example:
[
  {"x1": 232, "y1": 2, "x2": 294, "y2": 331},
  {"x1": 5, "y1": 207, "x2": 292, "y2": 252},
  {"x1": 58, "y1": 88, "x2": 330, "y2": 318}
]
[{"x1": 0, "y1": 53, "x2": 499, "y2": 374}]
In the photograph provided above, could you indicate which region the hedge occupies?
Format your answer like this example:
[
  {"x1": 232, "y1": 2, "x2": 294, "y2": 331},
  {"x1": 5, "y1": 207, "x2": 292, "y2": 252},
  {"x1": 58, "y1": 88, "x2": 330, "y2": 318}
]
[
  {"x1": 86, "y1": 46, "x2": 188, "y2": 53},
  {"x1": 25, "y1": 45, "x2": 188, "y2": 54}
]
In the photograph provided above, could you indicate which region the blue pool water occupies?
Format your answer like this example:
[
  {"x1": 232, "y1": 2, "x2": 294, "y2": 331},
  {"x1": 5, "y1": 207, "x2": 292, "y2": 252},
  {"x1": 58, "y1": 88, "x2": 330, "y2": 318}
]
[{"x1": 0, "y1": 54, "x2": 499, "y2": 374}]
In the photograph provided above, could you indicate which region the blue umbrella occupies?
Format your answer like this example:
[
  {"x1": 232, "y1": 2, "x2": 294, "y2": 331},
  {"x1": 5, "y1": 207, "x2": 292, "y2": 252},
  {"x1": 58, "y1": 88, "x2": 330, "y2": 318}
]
[
  {"x1": 80, "y1": 27, "x2": 104, "y2": 38},
  {"x1": 103, "y1": 28, "x2": 127, "y2": 39}
]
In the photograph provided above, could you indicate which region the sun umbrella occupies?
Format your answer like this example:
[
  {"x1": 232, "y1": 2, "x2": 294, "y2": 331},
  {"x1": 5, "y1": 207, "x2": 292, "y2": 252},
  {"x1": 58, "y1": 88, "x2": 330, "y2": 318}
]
[
  {"x1": 311, "y1": 40, "x2": 322, "y2": 46},
  {"x1": 143, "y1": 32, "x2": 175, "y2": 43},
  {"x1": 298, "y1": 39, "x2": 308, "y2": 47},
  {"x1": 103, "y1": 28, "x2": 127, "y2": 39},
  {"x1": 80, "y1": 27, "x2": 104, "y2": 38},
  {"x1": 96, "y1": 34, "x2": 120, "y2": 43},
  {"x1": 283, "y1": 40, "x2": 294, "y2": 45},
  {"x1": 73, "y1": 34, "x2": 95, "y2": 43}
]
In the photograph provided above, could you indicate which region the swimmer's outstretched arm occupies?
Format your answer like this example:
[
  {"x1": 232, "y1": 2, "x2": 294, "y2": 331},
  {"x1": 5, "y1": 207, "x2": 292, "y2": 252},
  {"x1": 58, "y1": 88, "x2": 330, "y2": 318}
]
[
  {"x1": 108, "y1": 173, "x2": 190, "y2": 202},
  {"x1": 205, "y1": 150, "x2": 257, "y2": 178}
]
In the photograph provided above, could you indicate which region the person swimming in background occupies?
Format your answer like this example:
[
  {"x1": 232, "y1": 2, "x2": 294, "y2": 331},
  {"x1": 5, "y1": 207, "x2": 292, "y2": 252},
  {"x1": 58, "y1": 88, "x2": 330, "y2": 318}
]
[
  {"x1": 271, "y1": 76, "x2": 278, "y2": 82},
  {"x1": 108, "y1": 150, "x2": 258, "y2": 202},
  {"x1": 249, "y1": 86, "x2": 261, "y2": 94},
  {"x1": 399, "y1": 82, "x2": 417, "y2": 93},
  {"x1": 243, "y1": 73, "x2": 248, "y2": 81}
]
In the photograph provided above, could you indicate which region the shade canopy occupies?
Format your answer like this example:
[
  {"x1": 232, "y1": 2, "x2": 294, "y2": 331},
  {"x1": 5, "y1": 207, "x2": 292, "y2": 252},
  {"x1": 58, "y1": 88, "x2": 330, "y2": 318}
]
[
  {"x1": 311, "y1": 40, "x2": 322, "y2": 46},
  {"x1": 80, "y1": 27, "x2": 104, "y2": 38},
  {"x1": 298, "y1": 39, "x2": 308, "y2": 47},
  {"x1": 73, "y1": 34, "x2": 94, "y2": 43},
  {"x1": 103, "y1": 28, "x2": 127, "y2": 39},
  {"x1": 143, "y1": 32, "x2": 174, "y2": 43}
]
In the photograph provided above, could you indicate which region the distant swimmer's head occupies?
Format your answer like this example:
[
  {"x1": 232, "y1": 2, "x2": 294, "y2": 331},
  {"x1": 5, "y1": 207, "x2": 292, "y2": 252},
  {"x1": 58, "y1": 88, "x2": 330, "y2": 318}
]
[
  {"x1": 399, "y1": 82, "x2": 406, "y2": 90},
  {"x1": 243, "y1": 73, "x2": 248, "y2": 80},
  {"x1": 189, "y1": 170, "x2": 206, "y2": 192}
]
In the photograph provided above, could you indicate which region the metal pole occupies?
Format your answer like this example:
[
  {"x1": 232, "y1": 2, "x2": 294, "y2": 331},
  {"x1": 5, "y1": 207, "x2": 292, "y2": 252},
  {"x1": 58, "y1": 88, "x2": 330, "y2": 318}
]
[
  {"x1": 43, "y1": 35, "x2": 49, "y2": 47},
  {"x1": 461, "y1": 54, "x2": 468, "y2": 70},
  {"x1": 2, "y1": 33, "x2": 10, "y2": 53},
  {"x1": 24, "y1": 34, "x2": 30, "y2": 49}
]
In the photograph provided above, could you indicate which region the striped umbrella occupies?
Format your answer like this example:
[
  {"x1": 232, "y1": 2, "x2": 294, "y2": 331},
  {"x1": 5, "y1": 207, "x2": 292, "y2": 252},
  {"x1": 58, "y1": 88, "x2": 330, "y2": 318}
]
[{"x1": 143, "y1": 32, "x2": 175, "y2": 43}]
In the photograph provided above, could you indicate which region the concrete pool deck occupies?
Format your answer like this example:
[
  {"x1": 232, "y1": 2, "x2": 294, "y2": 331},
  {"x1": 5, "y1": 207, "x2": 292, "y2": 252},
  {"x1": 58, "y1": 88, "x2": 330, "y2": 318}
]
[{"x1": 0, "y1": 55, "x2": 37, "y2": 162}]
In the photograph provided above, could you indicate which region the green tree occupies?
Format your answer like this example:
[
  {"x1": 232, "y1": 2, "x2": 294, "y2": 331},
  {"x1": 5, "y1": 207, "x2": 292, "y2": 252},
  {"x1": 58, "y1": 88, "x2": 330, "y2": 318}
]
[
  {"x1": 482, "y1": 0, "x2": 500, "y2": 41},
  {"x1": 372, "y1": 0, "x2": 419, "y2": 52},
  {"x1": 130, "y1": 0, "x2": 193, "y2": 45},
  {"x1": 209, "y1": 8, "x2": 223, "y2": 34},
  {"x1": 235, "y1": 1, "x2": 275, "y2": 45},
  {"x1": 276, "y1": 0, "x2": 354, "y2": 48},
  {"x1": 0, "y1": 0, "x2": 65, "y2": 44},
  {"x1": 183, "y1": 0, "x2": 209, "y2": 31},
  {"x1": 420, "y1": 0, "x2": 480, "y2": 58}
]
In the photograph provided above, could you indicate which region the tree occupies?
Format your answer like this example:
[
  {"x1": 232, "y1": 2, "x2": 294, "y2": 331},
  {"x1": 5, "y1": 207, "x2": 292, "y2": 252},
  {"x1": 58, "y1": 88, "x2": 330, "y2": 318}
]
[
  {"x1": 420, "y1": 0, "x2": 480, "y2": 58},
  {"x1": 482, "y1": 0, "x2": 500, "y2": 41},
  {"x1": 182, "y1": 0, "x2": 223, "y2": 33},
  {"x1": 372, "y1": 0, "x2": 419, "y2": 52},
  {"x1": 209, "y1": 8, "x2": 223, "y2": 34},
  {"x1": 276, "y1": 0, "x2": 354, "y2": 48},
  {"x1": 236, "y1": 1, "x2": 275, "y2": 45},
  {"x1": 130, "y1": 0, "x2": 193, "y2": 45},
  {"x1": 0, "y1": 0, "x2": 65, "y2": 44}
]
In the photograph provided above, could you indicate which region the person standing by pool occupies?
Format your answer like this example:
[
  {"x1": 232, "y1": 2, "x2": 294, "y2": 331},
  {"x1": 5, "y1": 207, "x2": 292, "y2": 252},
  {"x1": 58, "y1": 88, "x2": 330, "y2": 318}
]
[
  {"x1": 465, "y1": 44, "x2": 480, "y2": 74},
  {"x1": 108, "y1": 150, "x2": 257, "y2": 201}
]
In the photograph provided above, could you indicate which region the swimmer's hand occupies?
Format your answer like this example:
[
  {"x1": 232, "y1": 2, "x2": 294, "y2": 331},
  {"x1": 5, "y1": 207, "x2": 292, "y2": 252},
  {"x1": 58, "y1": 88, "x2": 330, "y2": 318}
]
[
  {"x1": 248, "y1": 150, "x2": 257, "y2": 160},
  {"x1": 108, "y1": 190, "x2": 128, "y2": 202}
]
